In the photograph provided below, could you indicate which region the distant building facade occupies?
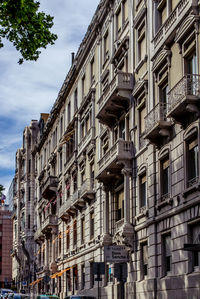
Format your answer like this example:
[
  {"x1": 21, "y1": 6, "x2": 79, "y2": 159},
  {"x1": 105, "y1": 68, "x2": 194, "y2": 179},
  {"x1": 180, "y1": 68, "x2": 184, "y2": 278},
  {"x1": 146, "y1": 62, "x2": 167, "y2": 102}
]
[
  {"x1": 12, "y1": 120, "x2": 39, "y2": 291},
  {"x1": 13, "y1": 0, "x2": 200, "y2": 298},
  {"x1": 0, "y1": 206, "x2": 12, "y2": 288}
]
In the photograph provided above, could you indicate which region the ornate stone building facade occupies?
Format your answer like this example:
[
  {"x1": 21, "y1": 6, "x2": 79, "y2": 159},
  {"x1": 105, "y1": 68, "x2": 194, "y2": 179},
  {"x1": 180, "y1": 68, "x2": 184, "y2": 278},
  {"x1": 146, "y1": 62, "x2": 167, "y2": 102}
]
[{"x1": 13, "y1": 0, "x2": 200, "y2": 297}]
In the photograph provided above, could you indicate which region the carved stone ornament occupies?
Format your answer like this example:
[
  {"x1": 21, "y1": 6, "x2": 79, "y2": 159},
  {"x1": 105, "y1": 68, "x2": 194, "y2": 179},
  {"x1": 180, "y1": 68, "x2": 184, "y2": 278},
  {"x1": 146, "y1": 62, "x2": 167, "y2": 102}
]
[{"x1": 113, "y1": 222, "x2": 134, "y2": 249}]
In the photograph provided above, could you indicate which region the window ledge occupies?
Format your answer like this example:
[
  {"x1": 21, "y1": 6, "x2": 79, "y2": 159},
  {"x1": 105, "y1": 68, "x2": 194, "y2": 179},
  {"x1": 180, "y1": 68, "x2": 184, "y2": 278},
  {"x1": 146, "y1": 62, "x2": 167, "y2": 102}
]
[
  {"x1": 182, "y1": 182, "x2": 200, "y2": 199},
  {"x1": 136, "y1": 207, "x2": 148, "y2": 220},
  {"x1": 134, "y1": 55, "x2": 148, "y2": 74},
  {"x1": 156, "y1": 197, "x2": 173, "y2": 210}
]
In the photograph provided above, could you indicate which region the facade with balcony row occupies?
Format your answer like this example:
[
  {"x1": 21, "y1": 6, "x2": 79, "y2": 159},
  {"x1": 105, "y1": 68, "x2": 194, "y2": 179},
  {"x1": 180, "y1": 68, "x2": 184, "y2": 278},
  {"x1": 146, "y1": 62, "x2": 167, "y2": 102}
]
[{"x1": 12, "y1": 0, "x2": 200, "y2": 297}]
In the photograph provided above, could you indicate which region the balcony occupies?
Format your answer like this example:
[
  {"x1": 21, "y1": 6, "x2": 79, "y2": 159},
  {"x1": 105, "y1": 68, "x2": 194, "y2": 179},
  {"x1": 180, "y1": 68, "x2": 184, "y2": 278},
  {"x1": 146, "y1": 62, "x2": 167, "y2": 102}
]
[
  {"x1": 59, "y1": 197, "x2": 76, "y2": 221},
  {"x1": 41, "y1": 214, "x2": 58, "y2": 234},
  {"x1": 153, "y1": 0, "x2": 192, "y2": 54},
  {"x1": 97, "y1": 139, "x2": 133, "y2": 181},
  {"x1": 72, "y1": 189, "x2": 85, "y2": 209},
  {"x1": 97, "y1": 71, "x2": 133, "y2": 127},
  {"x1": 145, "y1": 102, "x2": 172, "y2": 146},
  {"x1": 42, "y1": 176, "x2": 58, "y2": 199},
  {"x1": 167, "y1": 74, "x2": 200, "y2": 125},
  {"x1": 80, "y1": 178, "x2": 95, "y2": 201}
]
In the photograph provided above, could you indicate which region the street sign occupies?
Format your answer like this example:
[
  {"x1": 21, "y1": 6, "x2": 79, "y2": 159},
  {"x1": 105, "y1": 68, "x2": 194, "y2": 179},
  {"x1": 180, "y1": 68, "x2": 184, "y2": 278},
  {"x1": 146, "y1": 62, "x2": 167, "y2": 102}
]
[
  {"x1": 114, "y1": 263, "x2": 128, "y2": 282},
  {"x1": 93, "y1": 262, "x2": 105, "y2": 275},
  {"x1": 22, "y1": 281, "x2": 27, "y2": 286},
  {"x1": 104, "y1": 245, "x2": 129, "y2": 263},
  {"x1": 43, "y1": 275, "x2": 51, "y2": 284}
]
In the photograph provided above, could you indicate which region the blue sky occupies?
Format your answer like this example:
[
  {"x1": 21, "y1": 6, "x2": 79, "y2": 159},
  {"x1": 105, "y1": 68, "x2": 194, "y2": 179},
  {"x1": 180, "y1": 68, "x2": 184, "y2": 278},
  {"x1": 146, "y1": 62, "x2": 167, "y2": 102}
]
[{"x1": 0, "y1": 0, "x2": 100, "y2": 198}]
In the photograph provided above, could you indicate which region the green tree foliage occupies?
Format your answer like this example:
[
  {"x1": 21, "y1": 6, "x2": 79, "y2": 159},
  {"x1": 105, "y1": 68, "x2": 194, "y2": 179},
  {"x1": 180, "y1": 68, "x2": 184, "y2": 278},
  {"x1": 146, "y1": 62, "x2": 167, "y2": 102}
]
[{"x1": 0, "y1": 0, "x2": 57, "y2": 64}]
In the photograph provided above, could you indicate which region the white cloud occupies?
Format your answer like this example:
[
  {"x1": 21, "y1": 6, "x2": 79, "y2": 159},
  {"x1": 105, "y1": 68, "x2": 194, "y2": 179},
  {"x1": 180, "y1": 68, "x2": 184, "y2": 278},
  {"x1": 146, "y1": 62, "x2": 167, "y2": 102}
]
[{"x1": 0, "y1": 0, "x2": 100, "y2": 191}]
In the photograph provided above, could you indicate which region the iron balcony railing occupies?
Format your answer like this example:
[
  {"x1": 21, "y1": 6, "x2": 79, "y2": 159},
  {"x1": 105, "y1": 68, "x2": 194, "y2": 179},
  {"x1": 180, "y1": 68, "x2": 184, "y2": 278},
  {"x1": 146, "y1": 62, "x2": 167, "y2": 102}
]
[
  {"x1": 145, "y1": 102, "x2": 168, "y2": 133},
  {"x1": 167, "y1": 74, "x2": 200, "y2": 113}
]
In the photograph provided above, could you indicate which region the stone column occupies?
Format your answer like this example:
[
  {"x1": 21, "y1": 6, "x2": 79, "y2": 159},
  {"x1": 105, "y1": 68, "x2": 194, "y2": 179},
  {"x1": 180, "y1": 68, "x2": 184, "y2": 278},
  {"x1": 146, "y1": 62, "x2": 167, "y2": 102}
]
[
  {"x1": 102, "y1": 185, "x2": 112, "y2": 245},
  {"x1": 122, "y1": 167, "x2": 132, "y2": 225}
]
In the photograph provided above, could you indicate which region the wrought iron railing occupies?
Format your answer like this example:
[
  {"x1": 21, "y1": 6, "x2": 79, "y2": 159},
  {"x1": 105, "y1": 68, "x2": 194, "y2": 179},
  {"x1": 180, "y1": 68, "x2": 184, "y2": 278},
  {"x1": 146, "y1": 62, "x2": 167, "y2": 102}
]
[
  {"x1": 145, "y1": 102, "x2": 168, "y2": 133},
  {"x1": 167, "y1": 74, "x2": 200, "y2": 113}
]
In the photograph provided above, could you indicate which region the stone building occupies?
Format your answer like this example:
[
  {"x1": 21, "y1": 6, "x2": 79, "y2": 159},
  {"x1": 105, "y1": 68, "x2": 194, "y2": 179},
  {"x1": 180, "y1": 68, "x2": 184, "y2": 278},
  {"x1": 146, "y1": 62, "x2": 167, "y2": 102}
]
[
  {"x1": 0, "y1": 205, "x2": 12, "y2": 288},
  {"x1": 13, "y1": 0, "x2": 200, "y2": 297},
  {"x1": 12, "y1": 120, "x2": 39, "y2": 291}
]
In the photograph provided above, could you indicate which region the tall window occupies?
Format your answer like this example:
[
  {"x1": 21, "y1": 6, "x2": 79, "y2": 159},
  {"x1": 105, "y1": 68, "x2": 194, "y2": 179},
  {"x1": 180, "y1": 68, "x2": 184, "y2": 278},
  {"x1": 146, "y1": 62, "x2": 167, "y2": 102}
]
[
  {"x1": 103, "y1": 31, "x2": 109, "y2": 63},
  {"x1": 60, "y1": 116, "x2": 63, "y2": 137},
  {"x1": 73, "y1": 220, "x2": 77, "y2": 247},
  {"x1": 140, "y1": 173, "x2": 147, "y2": 208},
  {"x1": 187, "y1": 135, "x2": 199, "y2": 187},
  {"x1": 162, "y1": 233, "x2": 172, "y2": 274},
  {"x1": 82, "y1": 76, "x2": 85, "y2": 98},
  {"x1": 81, "y1": 217, "x2": 85, "y2": 244},
  {"x1": 66, "y1": 226, "x2": 70, "y2": 250},
  {"x1": 68, "y1": 102, "x2": 71, "y2": 124},
  {"x1": 116, "y1": 188, "x2": 124, "y2": 221},
  {"x1": 191, "y1": 223, "x2": 200, "y2": 269},
  {"x1": 160, "y1": 156, "x2": 170, "y2": 199},
  {"x1": 137, "y1": 22, "x2": 146, "y2": 62},
  {"x1": 90, "y1": 58, "x2": 95, "y2": 83},
  {"x1": 81, "y1": 264, "x2": 85, "y2": 289},
  {"x1": 66, "y1": 269, "x2": 71, "y2": 293},
  {"x1": 59, "y1": 151, "x2": 62, "y2": 173},
  {"x1": 74, "y1": 88, "x2": 78, "y2": 112},
  {"x1": 90, "y1": 261, "x2": 94, "y2": 288},
  {"x1": 116, "y1": 7, "x2": 122, "y2": 36},
  {"x1": 90, "y1": 211, "x2": 94, "y2": 239},
  {"x1": 141, "y1": 242, "x2": 148, "y2": 279}
]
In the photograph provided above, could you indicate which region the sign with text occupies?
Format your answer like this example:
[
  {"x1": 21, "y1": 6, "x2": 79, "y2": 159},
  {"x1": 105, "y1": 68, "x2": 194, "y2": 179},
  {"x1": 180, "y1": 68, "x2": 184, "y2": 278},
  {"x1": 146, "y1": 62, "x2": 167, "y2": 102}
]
[{"x1": 104, "y1": 245, "x2": 129, "y2": 263}]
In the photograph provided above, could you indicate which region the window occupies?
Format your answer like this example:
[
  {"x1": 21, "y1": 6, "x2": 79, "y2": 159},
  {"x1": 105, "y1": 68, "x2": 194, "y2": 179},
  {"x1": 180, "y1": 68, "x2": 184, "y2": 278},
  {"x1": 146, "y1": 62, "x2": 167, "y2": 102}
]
[
  {"x1": 187, "y1": 134, "x2": 199, "y2": 187},
  {"x1": 90, "y1": 261, "x2": 94, "y2": 288},
  {"x1": 139, "y1": 173, "x2": 147, "y2": 208},
  {"x1": 123, "y1": 0, "x2": 128, "y2": 23},
  {"x1": 73, "y1": 220, "x2": 77, "y2": 247},
  {"x1": 101, "y1": 134, "x2": 109, "y2": 156},
  {"x1": 66, "y1": 269, "x2": 71, "y2": 293},
  {"x1": 82, "y1": 76, "x2": 85, "y2": 98},
  {"x1": 116, "y1": 188, "x2": 124, "y2": 221},
  {"x1": 66, "y1": 179, "x2": 71, "y2": 198},
  {"x1": 74, "y1": 89, "x2": 78, "y2": 112},
  {"x1": 103, "y1": 31, "x2": 109, "y2": 63},
  {"x1": 81, "y1": 217, "x2": 85, "y2": 244},
  {"x1": 141, "y1": 242, "x2": 148, "y2": 279},
  {"x1": 160, "y1": 156, "x2": 170, "y2": 200},
  {"x1": 139, "y1": 103, "x2": 146, "y2": 136},
  {"x1": 81, "y1": 264, "x2": 85, "y2": 289},
  {"x1": 159, "y1": 80, "x2": 169, "y2": 104},
  {"x1": 90, "y1": 58, "x2": 95, "y2": 83},
  {"x1": 68, "y1": 102, "x2": 71, "y2": 124},
  {"x1": 73, "y1": 265, "x2": 78, "y2": 291},
  {"x1": 59, "y1": 151, "x2": 62, "y2": 173},
  {"x1": 162, "y1": 233, "x2": 172, "y2": 274},
  {"x1": 119, "y1": 119, "x2": 125, "y2": 140},
  {"x1": 59, "y1": 232, "x2": 62, "y2": 255},
  {"x1": 191, "y1": 223, "x2": 200, "y2": 269},
  {"x1": 60, "y1": 116, "x2": 63, "y2": 137},
  {"x1": 66, "y1": 226, "x2": 70, "y2": 250},
  {"x1": 90, "y1": 211, "x2": 94, "y2": 239},
  {"x1": 28, "y1": 186, "x2": 31, "y2": 201},
  {"x1": 116, "y1": 7, "x2": 122, "y2": 36},
  {"x1": 137, "y1": 22, "x2": 146, "y2": 62}
]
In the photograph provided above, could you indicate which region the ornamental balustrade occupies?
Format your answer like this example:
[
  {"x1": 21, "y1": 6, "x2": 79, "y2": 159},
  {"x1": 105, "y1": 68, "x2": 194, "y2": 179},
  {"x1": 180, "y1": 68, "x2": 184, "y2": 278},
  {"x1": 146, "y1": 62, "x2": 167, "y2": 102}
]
[
  {"x1": 98, "y1": 71, "x2": 133, "y2": 111},
  {"x1": 153, "y1": 0, "x2": 189, "y2": 50},
  {"x1": 145, "y1": 102, "x2": 168, "y2": 133},
  {"x1": 167, "y1": 74, "x2": 200, "y2": 112}
]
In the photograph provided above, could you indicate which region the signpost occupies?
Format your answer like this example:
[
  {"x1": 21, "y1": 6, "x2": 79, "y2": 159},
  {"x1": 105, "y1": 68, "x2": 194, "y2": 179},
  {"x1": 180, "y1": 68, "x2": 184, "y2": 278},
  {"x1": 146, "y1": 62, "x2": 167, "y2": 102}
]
[{"x1": 93, "y1": 262, "x2": 105, "y2": 299}]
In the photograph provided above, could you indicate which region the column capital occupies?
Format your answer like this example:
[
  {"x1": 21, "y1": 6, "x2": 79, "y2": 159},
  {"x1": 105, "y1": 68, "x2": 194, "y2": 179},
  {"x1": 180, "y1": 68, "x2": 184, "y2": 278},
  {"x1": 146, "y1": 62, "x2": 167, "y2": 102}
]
[{"x1": 121, "y1": 167, "x2": 132, "y2": 176}]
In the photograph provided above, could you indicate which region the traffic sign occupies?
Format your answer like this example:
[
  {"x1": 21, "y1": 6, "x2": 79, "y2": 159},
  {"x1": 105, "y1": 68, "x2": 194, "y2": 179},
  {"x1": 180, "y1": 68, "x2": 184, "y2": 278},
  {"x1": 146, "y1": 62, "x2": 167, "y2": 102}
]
[{"x1": 104, "y1": 245, "x2": 129, "y2": 263}]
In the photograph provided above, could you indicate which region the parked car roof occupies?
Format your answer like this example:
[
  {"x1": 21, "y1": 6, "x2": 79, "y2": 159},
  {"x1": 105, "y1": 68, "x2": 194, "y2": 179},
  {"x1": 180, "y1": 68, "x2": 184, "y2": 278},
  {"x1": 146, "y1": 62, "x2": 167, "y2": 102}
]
[
  {"x1": 65, "y1": 296, "x2": 96, "y2": 299},
  {"x1": 36, "y1": 296, "x2": 59, "y2": 299}
]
